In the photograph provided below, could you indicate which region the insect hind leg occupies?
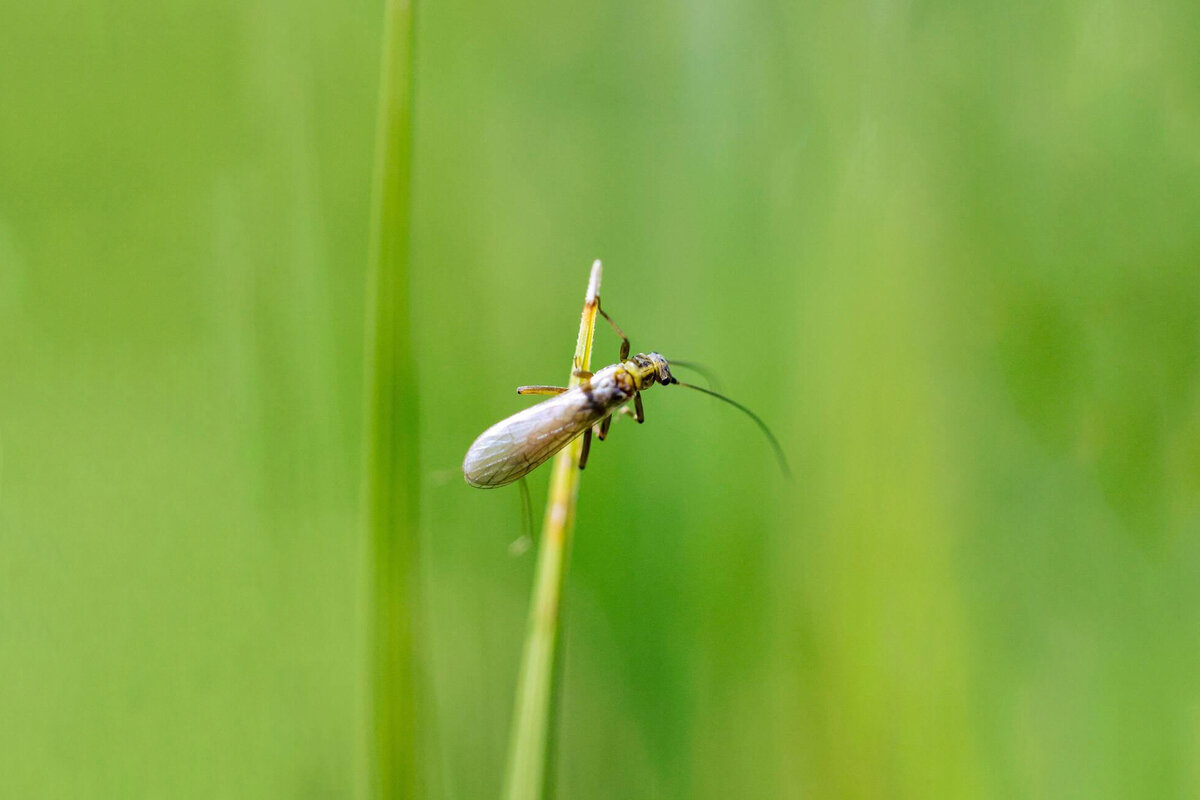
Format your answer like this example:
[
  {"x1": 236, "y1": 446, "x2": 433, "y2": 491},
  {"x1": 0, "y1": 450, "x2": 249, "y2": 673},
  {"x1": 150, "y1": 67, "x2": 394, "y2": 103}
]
[
  {"x1": 578, "y1": 427, "x2": 593, "y2": 470},
  {"x1": 596, "y1": 414, "x2": 613, "y2": 441}
]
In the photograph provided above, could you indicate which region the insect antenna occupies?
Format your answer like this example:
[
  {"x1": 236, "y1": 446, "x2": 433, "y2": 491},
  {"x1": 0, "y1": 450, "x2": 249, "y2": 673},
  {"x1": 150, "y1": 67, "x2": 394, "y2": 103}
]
[
  {"x1": 519, "y1": 476, "x2": 534, "y2": 537},
  {"x1": 508, "y1": 476, "x2": 534, "y2": 556},
  {"x1": 674, "y1": 381, "x2": 792, "y2": 479},
  {"x1": 665, "y1": 359, "x2": 721, "y2": 391}
]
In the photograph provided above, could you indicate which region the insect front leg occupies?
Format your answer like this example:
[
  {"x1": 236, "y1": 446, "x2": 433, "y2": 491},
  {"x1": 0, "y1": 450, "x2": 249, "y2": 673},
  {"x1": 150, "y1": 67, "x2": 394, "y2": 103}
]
[
  {"x1": 599, "y1": 306, "x2": 631, "y2": 361},
  {"x1": 633, "y1": 391, "x2": 645, "y2": 423},
  {"x1": 517, "y1": 385, "x2": 567, "y2": 395}
]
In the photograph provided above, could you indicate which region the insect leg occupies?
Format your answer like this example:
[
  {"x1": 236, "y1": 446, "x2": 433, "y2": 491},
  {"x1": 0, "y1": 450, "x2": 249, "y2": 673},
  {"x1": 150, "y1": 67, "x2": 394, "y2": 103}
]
[
  {"x1": 605, "y1": 398, "x2": 643, "y2": 425},
  {"x1": 598, "y1": 306, "x2": 631, "y2": 361},
  {"x1": 517, "y1": 385, "x2": 567, "y2": 395},
  {"x1": 571, "y1": 369, "x2": 593, "y2": 385},
  {"x1": 578, "y1": 427, "x2": 593, "y2": 470},
  {"x1": 597, "y1": 414, "x2": 613, "y2": 441}
]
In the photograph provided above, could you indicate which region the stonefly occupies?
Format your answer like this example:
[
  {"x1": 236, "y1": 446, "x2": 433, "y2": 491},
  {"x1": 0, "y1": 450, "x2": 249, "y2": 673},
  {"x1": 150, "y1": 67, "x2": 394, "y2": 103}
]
[{"x1": 463, "y1": 307, "x2": 789, "y2": 488}]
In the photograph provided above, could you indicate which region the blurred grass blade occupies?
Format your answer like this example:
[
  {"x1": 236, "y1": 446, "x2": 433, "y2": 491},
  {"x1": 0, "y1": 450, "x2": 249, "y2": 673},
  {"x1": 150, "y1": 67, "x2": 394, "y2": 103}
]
[
  {"x1": 503, "y1": 261, "x2": 602, "y2": 800},
  {"x1": 362, "y1": 0, "x2": 419, "y2": 797}
]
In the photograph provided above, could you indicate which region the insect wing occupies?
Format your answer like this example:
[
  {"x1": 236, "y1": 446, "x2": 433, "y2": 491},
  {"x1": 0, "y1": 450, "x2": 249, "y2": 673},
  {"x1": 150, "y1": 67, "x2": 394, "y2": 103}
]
[{"x1": 463, "y1": 388, "x2": 607, "y2": 488}]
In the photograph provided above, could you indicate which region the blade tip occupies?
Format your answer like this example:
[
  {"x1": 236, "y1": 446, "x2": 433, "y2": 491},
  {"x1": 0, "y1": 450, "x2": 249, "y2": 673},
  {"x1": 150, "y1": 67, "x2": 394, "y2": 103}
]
[{"x1": 586, "y1": 259, "x2": 602, "y2": 303}]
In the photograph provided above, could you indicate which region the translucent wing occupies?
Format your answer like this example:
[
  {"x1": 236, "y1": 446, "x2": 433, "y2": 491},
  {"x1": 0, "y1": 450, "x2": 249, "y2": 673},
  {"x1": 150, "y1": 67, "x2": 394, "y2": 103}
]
[{"x1": 463, "y1": 388, "x2": 610, "y2": 488}]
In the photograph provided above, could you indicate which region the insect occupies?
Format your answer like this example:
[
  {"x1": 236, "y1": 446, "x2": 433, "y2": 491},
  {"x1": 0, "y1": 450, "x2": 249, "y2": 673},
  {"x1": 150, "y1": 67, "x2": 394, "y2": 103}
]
[{"x1": 462, "y1": 308, "x2": 789, "y2": 488}]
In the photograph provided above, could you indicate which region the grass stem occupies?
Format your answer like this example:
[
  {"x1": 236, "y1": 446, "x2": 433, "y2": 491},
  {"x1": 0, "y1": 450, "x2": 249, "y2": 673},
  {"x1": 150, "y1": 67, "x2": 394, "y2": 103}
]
[
  {"x1": 362, "y1": 0, "x2": 419, "y2": 797},
  {"x1": 502, "y1": 260, "x2": 603, "y2": 800}
]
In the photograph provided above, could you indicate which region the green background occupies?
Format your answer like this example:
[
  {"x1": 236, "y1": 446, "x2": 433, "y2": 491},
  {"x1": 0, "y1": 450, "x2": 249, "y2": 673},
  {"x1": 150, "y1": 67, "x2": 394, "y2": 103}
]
[{"x1": 3, "y1": 0, "x2": 1200, "y2": 796}]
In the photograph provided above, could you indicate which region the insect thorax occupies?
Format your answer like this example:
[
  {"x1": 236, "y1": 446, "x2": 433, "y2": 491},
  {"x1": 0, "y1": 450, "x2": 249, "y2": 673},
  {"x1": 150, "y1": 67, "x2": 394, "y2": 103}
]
[
  {"x1": 590, "y1": 363, "x2": 639, "y2": 405},
  {"x1": 623, "y1": 352, "x2": 673, "y2": 390}
]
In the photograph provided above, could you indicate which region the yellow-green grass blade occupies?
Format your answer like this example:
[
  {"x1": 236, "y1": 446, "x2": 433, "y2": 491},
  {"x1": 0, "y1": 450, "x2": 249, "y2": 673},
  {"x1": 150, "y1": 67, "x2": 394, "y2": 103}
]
[
  {"x1": 503, "y1": 260, "x2": 602, "y2": 800},
  {"x1": 361, "y1": 0, "x2": 419, "y2": 797}
]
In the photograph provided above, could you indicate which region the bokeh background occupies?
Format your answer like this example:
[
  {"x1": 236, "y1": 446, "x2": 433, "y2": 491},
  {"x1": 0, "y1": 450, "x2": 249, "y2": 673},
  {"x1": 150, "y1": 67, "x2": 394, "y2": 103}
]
[{"x1": 3, "y1": 0, "x2": 1200, "y2": 797}]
